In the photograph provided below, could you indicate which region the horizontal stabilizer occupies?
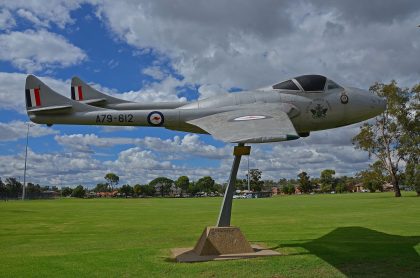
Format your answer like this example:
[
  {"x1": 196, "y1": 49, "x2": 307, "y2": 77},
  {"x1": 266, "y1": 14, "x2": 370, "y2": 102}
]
[
  {"x1": 25, "y1": 75, "x2": 103, "y2": 116},
  {"x1": 72, "y1": 76, "x2": 188, "y2": 110},
  {"x1": 27, "y1": 105, "x2": 73, "y2": 113},
  {"x1": 80, "y1": 98, "x2": 106, "y2": 105}
]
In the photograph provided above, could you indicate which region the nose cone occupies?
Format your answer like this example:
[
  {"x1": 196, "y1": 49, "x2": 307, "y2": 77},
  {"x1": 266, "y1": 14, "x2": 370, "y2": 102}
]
[
  {"x1": 345, "y1": 87, "x2": 386, "y2": 123},
  {"x1": 370, "y1": 94, "x2": 386, "y2": 116}
]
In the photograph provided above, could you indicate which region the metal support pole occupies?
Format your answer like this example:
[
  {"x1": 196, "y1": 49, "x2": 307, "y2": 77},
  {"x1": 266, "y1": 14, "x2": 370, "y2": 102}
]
[
  {"x1": 22, "y1": 123, "x2": 31, "y2": 200},
  {"x1": 247, "y1": 155, "x2": 250, "y2": 191},
  {"x1": 216, "y1": 143, "x2": 251, "y2": 227}
]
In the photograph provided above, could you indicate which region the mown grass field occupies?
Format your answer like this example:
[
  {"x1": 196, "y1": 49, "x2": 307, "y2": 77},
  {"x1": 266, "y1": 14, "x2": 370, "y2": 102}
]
[{"x1": 0, "y1": 192, "x2": 419, "y2": 277}]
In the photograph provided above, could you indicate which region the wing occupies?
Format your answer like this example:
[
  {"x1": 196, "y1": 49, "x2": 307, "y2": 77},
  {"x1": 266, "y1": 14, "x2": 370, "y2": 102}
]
[{"x1": 187, "y1": 105, "x2": 300, "y2": 143}]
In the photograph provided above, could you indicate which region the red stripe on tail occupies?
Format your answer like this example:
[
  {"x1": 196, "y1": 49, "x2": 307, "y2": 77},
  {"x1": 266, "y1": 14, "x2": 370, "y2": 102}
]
[
  {"x1": 34, "y1": 88, "x2": 41, "y2": 106},
  {"x1": 77, "y1": 86, "x2": 83, "y2": 100}
]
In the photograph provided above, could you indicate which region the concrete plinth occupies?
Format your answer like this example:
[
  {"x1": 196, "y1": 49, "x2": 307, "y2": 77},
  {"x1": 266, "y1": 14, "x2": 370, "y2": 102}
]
[{"x1": 171, "y1": 226, "x2": 280, "y2": 262}]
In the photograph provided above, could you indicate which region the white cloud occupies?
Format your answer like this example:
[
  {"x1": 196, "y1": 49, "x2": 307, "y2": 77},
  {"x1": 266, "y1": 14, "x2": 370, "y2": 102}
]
[
  {"x1": 114, "y1": 76, "x2": 188, "y2": 102},
  {"x1": 93, "y1": 0, "x2": 420, "y2": 91},
  {"x1": 55, "y1": 133, "x2": 136, "y2": 153},
  {"x1": 142, "y1": 66, "x2": 166, "y2": 80},
  {"x1": 0, "y1": 149, "x2": 106, "y2": 187},
  {"x1": 0, "y1": 124, "x2": 375, "y2": 187},
  {"x1": 198, "y1": 84, "x2": 229, "y2": 100},
  {"x1": 0, "y1": 8, "x2": 15, "y2": 30},
  {"x1": 0, "y1": 29, "x2": 86, "y2": 72},
  {"x1": 0, "y1": 72, "x2": 70, "y2": 113},
  {"x1": 237, "y1": 124, "x2": 372, "y2": 180},
  {"x1": 0, "y1": 0, "x2": 83, "y2": 28},
  {"x1": 83, "y1": 74, "x2": 187, "y2": 103},
  {"x1": 111, "y1": 147, "x2": 173, "y2": 171},
  {"x1": 3, "y1": 1, "x2": 407, "y2": 186},
  {"x1": 101, "y1": 126, "x2": 137, "y2": 133},
  {"x1": 16, "y1": 9, "x2": 49, "y2": 28},
  {"x1": 54, "y1": 133, "x2": 230, "y2": 159},
  {"x1": 138, "y1": 134, "x2": 230, "y2": 159},
  {"x1": 0, "y1": 120, "x2": 59, "y2": 141}
]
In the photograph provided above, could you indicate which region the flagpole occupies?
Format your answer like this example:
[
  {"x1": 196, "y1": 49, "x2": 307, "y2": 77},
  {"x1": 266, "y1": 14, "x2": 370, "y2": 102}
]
[{"x1": 22, "y1": 123, "x2": 32, "y2": 200}]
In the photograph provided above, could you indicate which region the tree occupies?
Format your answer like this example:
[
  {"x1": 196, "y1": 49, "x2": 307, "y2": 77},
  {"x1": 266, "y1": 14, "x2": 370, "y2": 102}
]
[
  {"x1": 71, "y1": 185, "x2": 86, "y2": 198},
  {"x1": 335, "y1": 182, "x2": 347, "y2": 193},
  {"x1": 352, "y1": 81, "x2": 419, "y2": 197},
  {"x1": 405, "y1": 163, "x2": 419, "y2": 196},
  {"x1": 141, "y1": 184, "x2": 156, "y2": 196},
  {"x1": 0, "y1": 178, "x2": 6, "y2": 198},
  {"x1": 175, "y1": 176, "x2": 189, "y2": 196},
  {"x1": 5, "y1": 177, "x2": 22, "y2": 198},
  {"x1": 246, "y1": 169, "x2": 264, "y2": 192},
  {"x1": 119, "y1": 184, "x2": 134, "y2": 197},
  {"x1": 235, "y1": 178, "x2": 246, "y2": 191},
  {"x1": 278, "y1": 178, "x2": 288, "y2": 187},
  {"x1": 335, "y1": 177, "x2": 349, "y2": 193},
  {"x1": 320, "y1": 169, "x2": 336, "y2": 193},
  {"x1": 282, "y1": 184, "x2": 295, "y2": 195},
  {"x1": 149, "y1": 177, "x2": 173, "y2": 197},
  {"x1": 104, "y1": 173, "x2": 119, "y2": 191},
  {"x1": 187, "y1": 181, "x2": 200, "y2": 195},
  {"x1": 357, "y1": 161, "x2": 387, "y2": 192},
  {"x1": 94, "y1": 183, "x2": 109, "y2": 193},
  {"x1": 401, "y1": 83, "x2": 420, "y2": 195},
  {"x1": 61, "y1": 187, "x2": 73, "y2": 197},
  {"x1": 213, "y1": 183, "x2": 223, "y2": 193},
  {"x1": 133, "y1": 184, "x2": 142, "y2": 196},
  {"x1": 196, "y1": 176, "x2": 215, "y2": 193},
  {"x1": 262, "y1": 180, "x2": 277, "y2": 191},
  {"x1": 26, "y1": 183, "x2": 41, "y2": 197},
  {"x1": 297, "y1": 171, "x2": 312, "y2": 193}
]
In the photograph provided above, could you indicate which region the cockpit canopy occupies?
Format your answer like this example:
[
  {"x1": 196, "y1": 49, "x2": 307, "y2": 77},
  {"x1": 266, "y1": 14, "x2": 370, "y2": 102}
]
[{"x1": 272, "y1": 75, "x2": 342, "y2": 92}]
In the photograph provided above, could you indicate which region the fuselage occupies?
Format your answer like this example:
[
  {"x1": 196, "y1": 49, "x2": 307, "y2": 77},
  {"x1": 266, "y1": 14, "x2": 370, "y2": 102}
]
[
  {"x1": 28, "y1": 75, "x2": 386, "y2": 138},
  {"x1": 30, "y1": 87, "x2": 385, "y2": 134}
]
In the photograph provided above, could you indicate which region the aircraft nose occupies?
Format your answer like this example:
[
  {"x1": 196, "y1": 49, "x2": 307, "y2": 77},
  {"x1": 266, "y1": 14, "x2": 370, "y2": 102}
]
[
  {"x1": 371, "y1": 94, "x2": 386, "y2": 115},
  {"x1": 342, "y1": 87, "x2": 386, "y2": 123},
  {"x1": 379, "y1": 96, "x2": 387, "y2": 112}
]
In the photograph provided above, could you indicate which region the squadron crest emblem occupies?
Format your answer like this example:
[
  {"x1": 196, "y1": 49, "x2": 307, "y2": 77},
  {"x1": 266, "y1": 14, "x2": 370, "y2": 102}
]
[{"x1": 310, "y1": 104, "x2": 328, "y2": 119}]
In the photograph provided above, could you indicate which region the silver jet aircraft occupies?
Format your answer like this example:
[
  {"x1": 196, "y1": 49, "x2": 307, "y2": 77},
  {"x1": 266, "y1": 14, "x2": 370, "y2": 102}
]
[{"x1": 25, "y1": 75, "x2": 386, "y2": 143}]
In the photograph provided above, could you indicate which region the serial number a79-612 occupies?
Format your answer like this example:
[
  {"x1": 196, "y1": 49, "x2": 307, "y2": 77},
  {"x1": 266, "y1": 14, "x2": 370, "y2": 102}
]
[{"x1": 96, "y1": 114, "x2": 134, "y2": 123}]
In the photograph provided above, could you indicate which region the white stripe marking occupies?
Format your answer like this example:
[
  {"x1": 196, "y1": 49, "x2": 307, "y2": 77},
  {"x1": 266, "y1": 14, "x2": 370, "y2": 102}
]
[
  {"x1": 233, "y1": 115, "x2": 267, "y2": 121},
  {"x1": 30, "y1": 89, "x2": 36, "y2": 107}
]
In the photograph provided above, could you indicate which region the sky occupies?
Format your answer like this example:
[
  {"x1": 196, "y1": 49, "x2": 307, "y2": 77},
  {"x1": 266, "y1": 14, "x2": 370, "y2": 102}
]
[{"x1": 0, "y1": 0, "x2": 419, "y2": 188}]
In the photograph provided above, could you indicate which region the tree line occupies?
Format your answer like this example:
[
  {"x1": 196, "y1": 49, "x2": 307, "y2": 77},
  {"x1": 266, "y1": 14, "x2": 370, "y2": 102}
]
[
  {"x1": 3, "y1": 161, "x2": 418, "y2": 200},
  {"x1": 54, "y1": 167, "x2": 420, "y2": 198}
]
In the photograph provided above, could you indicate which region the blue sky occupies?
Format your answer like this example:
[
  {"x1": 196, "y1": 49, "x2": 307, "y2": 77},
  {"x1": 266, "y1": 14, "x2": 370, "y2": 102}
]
[{"x1": 0, "y1": 1, "x2": 419, "y2": 188}]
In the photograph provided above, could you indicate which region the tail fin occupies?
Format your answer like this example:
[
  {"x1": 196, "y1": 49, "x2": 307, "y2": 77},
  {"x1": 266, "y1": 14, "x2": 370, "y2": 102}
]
[
  {"x1": 71, "y1": 76, "x2": 128, "y2": 106},
  {"x1": 25, "y1": 75, "x2": 101, "y2": 115}
]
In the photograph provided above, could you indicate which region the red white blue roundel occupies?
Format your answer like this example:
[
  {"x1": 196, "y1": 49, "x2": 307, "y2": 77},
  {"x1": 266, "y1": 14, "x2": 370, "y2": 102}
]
[
  {"x1": 233, "y1": 115, "x2": 267, "y2": 121},
  {"x1": 147, "y1": 111, "x2": 164, "y2": 126}
]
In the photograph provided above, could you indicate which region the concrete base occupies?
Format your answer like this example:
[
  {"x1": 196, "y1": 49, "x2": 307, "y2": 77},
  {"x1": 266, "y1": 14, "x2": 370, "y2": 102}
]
[
  {"x1": 194, "y1": 226, "x2": 254, "y2": 255},
  {"x1": 172, "y1": 244, "x2": 280, "y2": 262},
  {"x1": 171, "y1": 226, "x2": 280, "y2": 262}
]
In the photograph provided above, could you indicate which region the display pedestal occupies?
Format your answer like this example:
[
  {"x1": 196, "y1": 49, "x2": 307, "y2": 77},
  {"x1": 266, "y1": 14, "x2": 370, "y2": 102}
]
[
  {"x1": 171, "y1": 144, "x2": 280, "y2": 262},
  {"x1": 172, "y1": 226, "x2": 280, "y2": 262}
]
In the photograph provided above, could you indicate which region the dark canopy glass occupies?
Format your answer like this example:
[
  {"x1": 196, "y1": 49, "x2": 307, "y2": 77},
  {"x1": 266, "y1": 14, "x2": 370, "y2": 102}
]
[
  {"x1": 295, "y1": 75, "x2": 327, "y2": 91},
  {"x1": 272, "y1": 79, "x2": 300, "y2": 90}
]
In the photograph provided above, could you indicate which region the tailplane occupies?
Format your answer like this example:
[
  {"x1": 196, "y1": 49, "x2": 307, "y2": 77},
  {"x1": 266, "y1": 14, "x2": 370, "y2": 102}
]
[
  {"x1": 71, "y1": 76, "x2": 188, "y2": 110},
  {"x1": 71, "y1": 76, "x2": 127, "y2": 107},
  {"x1": 25, "y1": 75, "x2": 101, "y2": 116}
]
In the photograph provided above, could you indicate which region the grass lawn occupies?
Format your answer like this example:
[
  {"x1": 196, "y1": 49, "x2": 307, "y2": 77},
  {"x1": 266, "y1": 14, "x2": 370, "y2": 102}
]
[{"x1": 0, "y1": 192, "x2": 419, "y2": 277}]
